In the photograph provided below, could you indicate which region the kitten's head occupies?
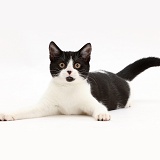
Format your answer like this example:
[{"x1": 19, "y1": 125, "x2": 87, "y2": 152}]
[{"x1": 49, "y1": 41, "x2": 92, "y2": 84}]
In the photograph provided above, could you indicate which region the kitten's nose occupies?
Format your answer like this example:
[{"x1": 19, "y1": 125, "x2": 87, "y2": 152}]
[{"x1": 67, "y1": 71, "x2": 72, "y2": 75}]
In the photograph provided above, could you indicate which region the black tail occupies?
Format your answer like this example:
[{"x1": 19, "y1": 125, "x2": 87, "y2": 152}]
[{"x1": 117, "y1": 57, "x2": 160, "y2": 81}]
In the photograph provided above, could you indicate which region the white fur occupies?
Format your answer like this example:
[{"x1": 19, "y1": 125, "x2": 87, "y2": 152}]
[
  {"x1": 125, "y1": 81, "x2": 132, "y2": 108},
  {"x1": 98, "y1": 70, "x2": 108, "y2": 74},
  {"x1": 0, "y1": 59, "x2": 110, "y2": 121}
]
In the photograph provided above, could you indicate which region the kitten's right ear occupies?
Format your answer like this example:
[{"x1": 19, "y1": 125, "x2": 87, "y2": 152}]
[{"x1": 49, "y1": 41, "x2": 62, "y2": 61}]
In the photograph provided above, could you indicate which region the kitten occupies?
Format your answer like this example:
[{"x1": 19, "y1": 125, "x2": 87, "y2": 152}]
[{"x1": 0, "y1": 42, "x2": 160, "y2": 121}]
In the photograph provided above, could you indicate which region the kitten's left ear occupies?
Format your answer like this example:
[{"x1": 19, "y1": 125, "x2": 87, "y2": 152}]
[{"x1": 79, "y1": 43, "x2": 92, "y2": 61}]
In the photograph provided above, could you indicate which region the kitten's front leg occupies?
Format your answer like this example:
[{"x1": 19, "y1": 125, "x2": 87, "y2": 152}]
[
  {"x1": 82, "y1": 98, "x2": 111, "y2": 121},
  {"x1": 0, "y1": 100, "x2": 59, "y2": 121}
]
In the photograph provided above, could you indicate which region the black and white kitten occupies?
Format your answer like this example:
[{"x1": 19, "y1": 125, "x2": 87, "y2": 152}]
[{"x1": 0, "y1": 42, "x2": 160, "y2": 121}]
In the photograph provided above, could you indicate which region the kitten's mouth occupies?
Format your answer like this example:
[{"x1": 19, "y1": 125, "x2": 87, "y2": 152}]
[{"x1": 66, "y1": 76, "x2": 75, "y2": 82}]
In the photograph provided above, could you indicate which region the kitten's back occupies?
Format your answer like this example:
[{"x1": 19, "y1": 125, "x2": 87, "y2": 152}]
[{"x1": 88, "y1": 71, "x2": 130, "y2": 110}]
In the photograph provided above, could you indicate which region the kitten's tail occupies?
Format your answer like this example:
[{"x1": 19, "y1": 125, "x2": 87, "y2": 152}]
[{"x1": 117, "y1": 57, "x2": 160, "y2": 81}]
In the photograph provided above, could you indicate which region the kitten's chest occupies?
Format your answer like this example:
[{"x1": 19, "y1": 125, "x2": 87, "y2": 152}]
[{"x1": 52, "y1": 83, "x2": 91, "y2": 114}]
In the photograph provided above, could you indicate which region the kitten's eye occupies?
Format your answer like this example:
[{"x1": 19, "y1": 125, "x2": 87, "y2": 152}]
[
  {"x1": 74, "y1": 63, "x2": 81, "y2": 69},
  {"x1": 59, "y1": 63, "x2": 65, "y2": 68}
]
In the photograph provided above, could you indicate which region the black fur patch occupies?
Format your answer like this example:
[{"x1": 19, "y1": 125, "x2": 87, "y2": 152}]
[
  {"x1": 50, "y1": 51, "x2": 90, "y2": 79},
  {"x1": 117, "y1": 57, "x2": 160, "y2": 81},
  {"x1": 88, "y1": 72, "x2": 130, "y2": 110}
]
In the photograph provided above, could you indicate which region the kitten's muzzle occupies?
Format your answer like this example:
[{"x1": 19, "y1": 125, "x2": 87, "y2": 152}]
[{"x1": 66, "y1": 76, "x2": 75, "y2": 82}]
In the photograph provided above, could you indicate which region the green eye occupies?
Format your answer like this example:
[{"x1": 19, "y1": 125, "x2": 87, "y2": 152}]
[
  {"x1": 59, "y1": 63, "x2": 65, "y2": 68},
  {"x1": 74, "y1": 63, "x2": 81, "y2": 69}
]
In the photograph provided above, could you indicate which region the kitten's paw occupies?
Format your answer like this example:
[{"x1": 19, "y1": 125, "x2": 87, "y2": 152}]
[
  {"x1": 93, "y1": 111, "x2": 111, "y2": 121},
  {"x1": 0, "y1": 114, "x2": 5, "y2": 121},
  {"x1": 0, "y1": 114, "x2": 15, "y2": 121},
  {"x1": 96, "y1": 113, "x2": 111, "y2": 121}
]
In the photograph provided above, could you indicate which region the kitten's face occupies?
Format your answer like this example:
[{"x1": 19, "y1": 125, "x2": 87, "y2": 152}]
[{"x1": 49, "y1": 42, "x2": 92, "y2": 84}]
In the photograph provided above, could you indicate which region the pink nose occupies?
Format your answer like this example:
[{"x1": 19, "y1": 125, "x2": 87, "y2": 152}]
[{"x1": 67, "y1": 71, "x2": 72, "y2": 75}]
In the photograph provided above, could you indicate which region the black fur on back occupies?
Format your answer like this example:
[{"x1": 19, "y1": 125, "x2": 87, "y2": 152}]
[
  {"x1": 88, "y1": 72, "x2": 130, "y2": 111},
  {"x1": 117, "y1": 57, "x2": 160, "y2": 81},
  {"x1": 88, "y1": 57, "x2": 160, "y2": 111}
]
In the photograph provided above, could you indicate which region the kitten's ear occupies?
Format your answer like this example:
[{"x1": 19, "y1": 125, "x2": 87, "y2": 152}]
[
  {"x1": 49, "y1": 41, "x2": 62, "y2": 61},
  {"x1": 79, "y1": 43, "x2": 92, "y2": 61}
]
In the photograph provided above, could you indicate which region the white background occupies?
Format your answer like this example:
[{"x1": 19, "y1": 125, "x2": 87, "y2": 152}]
[{"x1": 0, "y1": 0, "x2": 160, "y2": 160}]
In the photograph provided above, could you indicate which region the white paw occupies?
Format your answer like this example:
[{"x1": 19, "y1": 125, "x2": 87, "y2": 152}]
[
  {"x1": 0, "y1": 114, "x2": 15, "y2": 121},
  {"x1": 95, "y1": 113, "x2": 111, "y2": 121},
  {"x1": 93, "y1": 110, "x2": 111, "y2": 121}
]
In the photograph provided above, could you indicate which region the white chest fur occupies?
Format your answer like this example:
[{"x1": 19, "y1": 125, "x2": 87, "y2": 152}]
[{"x1": 43, "y1": 79, "x2": 92, "y2": 115}]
